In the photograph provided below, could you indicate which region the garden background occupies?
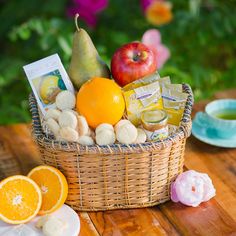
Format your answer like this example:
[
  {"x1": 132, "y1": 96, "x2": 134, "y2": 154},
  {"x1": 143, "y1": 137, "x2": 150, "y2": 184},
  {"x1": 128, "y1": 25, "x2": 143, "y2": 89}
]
[{"x1": 0, "y1": 0, "x2": 235, "y2": 124}]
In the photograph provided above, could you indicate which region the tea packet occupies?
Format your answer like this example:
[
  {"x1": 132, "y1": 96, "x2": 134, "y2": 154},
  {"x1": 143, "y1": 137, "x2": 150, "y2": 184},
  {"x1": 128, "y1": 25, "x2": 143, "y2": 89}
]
[
  {"x1": 123, "y1": 81, "x2": 163, "y2": 126},
  {"x1": 162, "y1": 86, "x2": 188, "y2": 125},
  {"x1": 162, "y1": 82, "x2": 182, "y2": 92},
  {"x1": 158, "y1": 76, "x2": 171, "y2": 89},
  {"x1": 123, "y1": 72, "x2": 160, "y2": 91},
  {"x1": 123, "y1": 73, "x2": 172, "y2": 92}
]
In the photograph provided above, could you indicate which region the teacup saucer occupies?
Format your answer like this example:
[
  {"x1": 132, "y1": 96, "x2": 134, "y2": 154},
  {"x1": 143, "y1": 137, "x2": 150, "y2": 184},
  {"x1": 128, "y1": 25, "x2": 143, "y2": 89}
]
[{"x1": 192, "y1": 115, "x2": 236, "y2": 148}]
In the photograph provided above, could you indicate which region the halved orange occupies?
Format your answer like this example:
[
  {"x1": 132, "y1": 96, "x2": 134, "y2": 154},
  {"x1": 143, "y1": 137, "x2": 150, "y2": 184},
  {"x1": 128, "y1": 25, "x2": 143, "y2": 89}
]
[
  {"x1": 28, "y1": 165, "x2": 68, "y2": 215},
  {"x1": 0, "y1": 175, "x2": 42, "y2": 224}
]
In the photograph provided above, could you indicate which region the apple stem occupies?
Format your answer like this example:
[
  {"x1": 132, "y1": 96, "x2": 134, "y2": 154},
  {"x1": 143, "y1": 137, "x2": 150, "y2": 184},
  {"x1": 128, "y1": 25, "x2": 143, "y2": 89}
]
[
  {"x1": 75, "y1": 13, "x2": 81, "y2": 31},
  {"x1": 133, "y1": 53, "x2": 141, "y2": 61}
]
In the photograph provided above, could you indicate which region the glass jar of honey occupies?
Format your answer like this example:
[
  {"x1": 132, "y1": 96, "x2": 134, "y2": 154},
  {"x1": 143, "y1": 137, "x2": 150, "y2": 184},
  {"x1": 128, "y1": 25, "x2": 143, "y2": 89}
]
[{"x1": 141, "y1": 109, "x2": 168, "y2": 141}]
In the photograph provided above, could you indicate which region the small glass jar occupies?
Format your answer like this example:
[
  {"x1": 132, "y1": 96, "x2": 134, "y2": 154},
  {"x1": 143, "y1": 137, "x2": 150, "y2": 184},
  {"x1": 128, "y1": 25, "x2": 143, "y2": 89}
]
[{"x1": 141, "y1": 109, "x2": 168, "y2": 141}]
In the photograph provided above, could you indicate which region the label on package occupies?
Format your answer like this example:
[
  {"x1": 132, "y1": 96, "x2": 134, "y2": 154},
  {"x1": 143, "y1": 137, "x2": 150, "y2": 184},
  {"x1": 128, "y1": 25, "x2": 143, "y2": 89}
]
[
  {"x1": 23, "y1": 54, "x2": 74, "y2": 115},
  {"x1": 144, "y1": 126, "x2": 169, "y2": 141}
]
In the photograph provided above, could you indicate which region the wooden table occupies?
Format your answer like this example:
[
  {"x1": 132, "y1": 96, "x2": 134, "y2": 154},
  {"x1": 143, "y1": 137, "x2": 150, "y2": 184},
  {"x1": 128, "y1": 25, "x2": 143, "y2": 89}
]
[{"x1": 0, "y1": 90, "x2": 236, "y2": 235}]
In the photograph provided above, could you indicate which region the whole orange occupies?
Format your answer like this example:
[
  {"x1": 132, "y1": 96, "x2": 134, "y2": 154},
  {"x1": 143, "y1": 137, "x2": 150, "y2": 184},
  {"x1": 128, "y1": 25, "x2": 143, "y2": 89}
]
[{"x1": 76, "y1": 77, "x2": 125, "y2": 129}]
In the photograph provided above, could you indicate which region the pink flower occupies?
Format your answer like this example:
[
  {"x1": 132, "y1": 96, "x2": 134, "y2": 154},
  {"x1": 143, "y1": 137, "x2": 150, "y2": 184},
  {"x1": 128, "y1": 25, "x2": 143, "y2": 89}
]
[
  {"x1": 142, "y1": 29, "x2": 170, "y2": 69},
  {"x1": 67, "y1": 0, "x2": 109, "y2": 27},
  {"x1": 170, "y1": 170, "x2": 216, "y2": 207}
]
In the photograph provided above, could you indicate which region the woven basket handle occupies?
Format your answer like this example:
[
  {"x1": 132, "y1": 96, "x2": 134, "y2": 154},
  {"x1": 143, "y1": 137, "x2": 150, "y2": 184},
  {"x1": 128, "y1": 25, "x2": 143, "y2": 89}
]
[
  {"x1": 29, "y1": 93, "x2": 44, "y2": 139},
  {"x1": 180, "y1": 84, "x2": 194, "y2": 138}
]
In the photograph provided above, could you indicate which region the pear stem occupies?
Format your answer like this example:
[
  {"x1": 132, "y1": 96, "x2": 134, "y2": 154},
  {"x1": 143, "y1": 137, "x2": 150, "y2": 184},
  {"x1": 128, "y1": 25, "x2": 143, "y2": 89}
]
[{"x1": 75, "y1": 13, "x2": 81, "y2": 31}]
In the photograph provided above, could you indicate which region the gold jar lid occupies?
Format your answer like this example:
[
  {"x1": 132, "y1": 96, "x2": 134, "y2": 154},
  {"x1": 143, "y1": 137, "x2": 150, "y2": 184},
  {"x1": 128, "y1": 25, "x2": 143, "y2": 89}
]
[{"x1": 141, "y1": 109, "x2": 168, "y2": 132}]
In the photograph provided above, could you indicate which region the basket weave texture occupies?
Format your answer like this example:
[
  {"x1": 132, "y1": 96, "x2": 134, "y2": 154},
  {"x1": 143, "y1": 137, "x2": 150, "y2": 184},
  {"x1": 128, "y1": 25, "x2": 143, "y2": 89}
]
[{"x1": 29, "y1": 84, "x2": 193, "y2": 211}]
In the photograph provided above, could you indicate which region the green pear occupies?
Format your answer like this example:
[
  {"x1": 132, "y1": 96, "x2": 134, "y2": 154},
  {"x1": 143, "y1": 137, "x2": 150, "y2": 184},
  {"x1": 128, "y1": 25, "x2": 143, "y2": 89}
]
[{"x1": 68, "y1": 14, "x2": 110, "y2": 89}]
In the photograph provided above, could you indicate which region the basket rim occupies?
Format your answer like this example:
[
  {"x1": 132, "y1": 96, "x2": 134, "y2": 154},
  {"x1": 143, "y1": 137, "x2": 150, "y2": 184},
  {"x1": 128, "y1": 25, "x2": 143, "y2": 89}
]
[{"x1": 29, "y1": 83, "x2": 194, "y2": 154}]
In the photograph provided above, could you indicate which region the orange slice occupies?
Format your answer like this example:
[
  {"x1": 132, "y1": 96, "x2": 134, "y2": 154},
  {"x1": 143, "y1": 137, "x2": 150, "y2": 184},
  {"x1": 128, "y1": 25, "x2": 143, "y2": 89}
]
[
  {"x1": 0, "y1": 175, "x2": 42, "y2": 224},
  {"x1": 28, "y1": 165, "x2": 68, "y2": 215}
]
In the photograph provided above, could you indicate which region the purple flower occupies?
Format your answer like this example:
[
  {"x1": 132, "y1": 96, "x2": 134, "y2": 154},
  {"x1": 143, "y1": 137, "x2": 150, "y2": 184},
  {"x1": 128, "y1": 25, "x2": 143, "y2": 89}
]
[
  {"x1": 140, "y1": 0, "x2": 165, "y2": 11},
  {"x1": 140, "y1": 0, "x2": 153, "y2": 12},
  {"x1": 170, "y1": 170, "x2": 216, "y2": 207},
  {"x1": 67, "y1": 0, "x2": 109, "y2": 27}
]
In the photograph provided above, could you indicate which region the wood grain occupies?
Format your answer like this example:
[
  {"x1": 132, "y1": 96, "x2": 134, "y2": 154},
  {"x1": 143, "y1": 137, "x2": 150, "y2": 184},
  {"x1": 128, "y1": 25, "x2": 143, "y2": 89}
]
[
  {"x1": 186, "y1": 91, "x2": 236, "y2": 221},
  {"x1": 89, "y1": 208, "x2": 179, "y2": 236},
  {"x1": 160, "y1": 199, "x2": 236, "y2": 236},
  {"x1": 0, "y1": 124, "x2": 42, "y2": 174},
  {"x1": 185, "y1": 137, "x2": 236, "y2": 221},
  {"x1": 78, "y1": 213, "x2": 100, "y2": 236}
]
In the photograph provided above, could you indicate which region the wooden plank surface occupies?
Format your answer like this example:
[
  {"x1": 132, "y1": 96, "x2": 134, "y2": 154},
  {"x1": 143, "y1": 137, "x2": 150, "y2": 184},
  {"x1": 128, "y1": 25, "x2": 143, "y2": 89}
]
[
  {"x1": 89, "y1": 208, "x2": 179, "y2": 236},
  {"x1": 0, "y1": 124, "x2": 42, "y2": 174},
  {"x1": 0, "y1": 89, "x2": 236, "y2": 235}
]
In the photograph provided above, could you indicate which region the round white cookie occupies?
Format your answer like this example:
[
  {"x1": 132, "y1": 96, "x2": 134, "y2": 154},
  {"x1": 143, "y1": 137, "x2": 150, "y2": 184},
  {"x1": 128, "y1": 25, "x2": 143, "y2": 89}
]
[
  {"x1": 116, "y1": 123, "x2": 138, "y2": 144},
  {"x1": 44, "y1": 108, "x2": 61, "y2": 121},
  {"x1": 59, "y1": 127, "x2": 78, "y2": 142},
  {"x1": 58, "y1": 110, "x2": 77, "y2": 129},
  {"x1": 46, "y1": 118, "x2": 60, "y2": 136},
  {"x1": 114, "y1": 119, "x2": 131, "y2": 133},
  {"x1": 42, "y1": 217, "x2": 65, "y2": 236},
  {"x1": 56, "y1": 90, "x2": 76, "y2": 110},
  {"x1": 77, "y1": 136, "x2": 94, "y2": 146},
  {"x1": 77, "y1": 115, "x2": 89, "y2": 136},
  {"x1": 95, "y1": 123, "x2": 114, "y2": 134},
  {"x1": 96, "y1": 129, "x2": 116, "y2": 145},
  {"x1": 135, "y1": 128, "x2": 147, "y2": 143}
]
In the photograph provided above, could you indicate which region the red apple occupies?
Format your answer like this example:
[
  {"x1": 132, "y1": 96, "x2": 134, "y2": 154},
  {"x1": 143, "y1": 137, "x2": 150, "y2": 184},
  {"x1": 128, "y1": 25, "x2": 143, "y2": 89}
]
[{"x1": 111, "y1": 42, "x2": 157, "y2": 87}]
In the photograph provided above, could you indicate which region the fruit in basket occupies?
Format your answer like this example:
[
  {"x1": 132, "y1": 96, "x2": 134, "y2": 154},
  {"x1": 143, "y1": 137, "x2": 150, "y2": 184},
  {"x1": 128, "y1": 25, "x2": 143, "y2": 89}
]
[
  {"x1": 0, "y1": 175, "x2": 42, "y2": 224},
  {"x1": 111, "y1": 42, "x2": 157, "y2": 87},
  {"x1": 68, "y1": 14, "x2": 110, "y2": 89},
  {"x1": 28, "y1": 165, "x2": 68, "y2": 215},
  {"x1": 76, "y1": 77, "x2": 125, "y2": 129}
]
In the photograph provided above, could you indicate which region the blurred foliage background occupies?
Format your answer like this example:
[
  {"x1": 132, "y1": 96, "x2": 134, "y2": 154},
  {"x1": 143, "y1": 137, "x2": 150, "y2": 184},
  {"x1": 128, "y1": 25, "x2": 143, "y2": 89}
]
[{"x1": 0, "y1": 0, "x2": 236, "y2": 124}]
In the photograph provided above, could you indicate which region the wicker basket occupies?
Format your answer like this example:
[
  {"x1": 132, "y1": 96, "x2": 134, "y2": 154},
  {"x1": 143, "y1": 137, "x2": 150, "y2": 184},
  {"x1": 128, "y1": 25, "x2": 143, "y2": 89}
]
[{"x1": 29, "y1": 84, "x2": 193, "y2": 211}]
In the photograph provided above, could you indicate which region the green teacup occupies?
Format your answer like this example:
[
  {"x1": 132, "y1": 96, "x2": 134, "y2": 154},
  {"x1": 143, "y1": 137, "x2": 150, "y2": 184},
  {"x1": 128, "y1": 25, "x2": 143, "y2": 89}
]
[{"x1": 195, "y1": 99, "x2": 236, "y2": 139}]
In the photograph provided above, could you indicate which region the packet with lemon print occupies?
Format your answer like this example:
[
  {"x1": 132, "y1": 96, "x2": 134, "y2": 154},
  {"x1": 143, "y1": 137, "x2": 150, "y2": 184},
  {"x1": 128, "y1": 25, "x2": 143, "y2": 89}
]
[
  {"x1": 162, "y1": 86, "x2": 188, "y2": 126},
  {"x1": 23, "y1": 54, "x2": 74, "y2": 115},
  {"x1": 123, "y1": 81, "x2": 163, "y2": 126},
  {"x1": 123, "y1": 72, "x2": 160, "y2": 91}
]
